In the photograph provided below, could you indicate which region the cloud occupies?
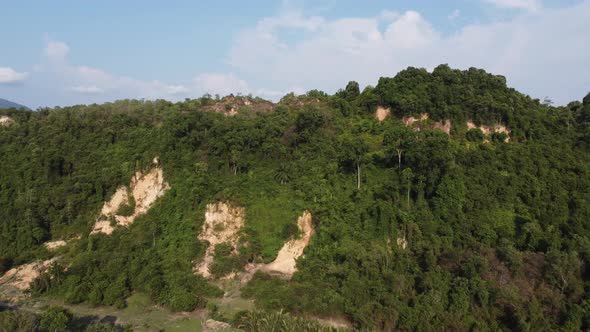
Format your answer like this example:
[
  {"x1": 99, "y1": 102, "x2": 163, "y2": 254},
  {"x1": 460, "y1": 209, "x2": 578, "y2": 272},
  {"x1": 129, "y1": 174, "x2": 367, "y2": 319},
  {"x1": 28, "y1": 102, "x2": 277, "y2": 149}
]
[
  {"x1": 33, "y1": 39, "x2": 200, "y2": 103},
  {"x1": 227, "y1": 1, "x2": 590, "y2": 105},
  {"x1": 483, "y1": 0, "x2": 541, "y2": 11},
  {"x1": 448, "y1": 9, "x2": 461, "y2": 20},
  {"x1": 194, "y1": 73, "x2": 249, "y2": 96},
  {"x1": 69, "y1": 85, "x2": 104, "y2": 94},
  {"x1": 44, "y1": 40, "x2": 70, "y2": 61},
  {"x1": 0, "y1": 67, "x2": 28, "y2": 84}
]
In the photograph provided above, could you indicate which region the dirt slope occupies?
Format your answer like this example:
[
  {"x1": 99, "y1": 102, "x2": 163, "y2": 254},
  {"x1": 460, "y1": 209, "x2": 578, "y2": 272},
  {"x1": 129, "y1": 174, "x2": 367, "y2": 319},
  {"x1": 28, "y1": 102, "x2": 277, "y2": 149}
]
[
  {"x1": 44, "y1": 240, "x2": 67, "y2": 251},
  {"x1": 92, "y1": 161, "x2": 169, "y2": 235},
  {"x1": 0, "y1": 116, "x2": 14, "y2": 127},
  {"x1": 260, "y1": 211, "x2": 314, "y2": 277},
  {"x1": 0, "y1": 258, "x2": 59, "y2": 302},
  {"x1": 467, "y1": 120, "x2": 511, "y2": 142},
  {"x1": 194, "y1": 202, "x2": 245, "y2": 279},
  {"x1": 375, "y1": 106, "x2": 391, "y2": 122}
]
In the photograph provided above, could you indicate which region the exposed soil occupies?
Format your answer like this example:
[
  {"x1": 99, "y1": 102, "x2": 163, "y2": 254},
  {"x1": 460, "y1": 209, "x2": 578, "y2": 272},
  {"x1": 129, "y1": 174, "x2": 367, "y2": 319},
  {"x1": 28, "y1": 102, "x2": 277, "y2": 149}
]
[
  {"x1": 202, "y1": 95, "x2": 275, "y2": 116},
  {"x1": 44, "y1": 240, "x2": 67, "y2": 251},
  {"x1": 467, "y1": 120, "x2": 511, "y2": 142},
  {"x1": 0, "y1": 116, "x2": 14, "y2": 127},
  {"x1": 259, "y1": 211, "x2": 313, "y2": 278},
  {"x1": 194, "y1": 202, "x2": 245, "y2": 279},
  {"x1": 375, "y1": 106, "x2": 391, "y2": 122},
  {"x1": 92, "y1": 161, "x2": 169, "y2": 235},
  {"x1": 0, "y1": 258, "x2": 58, "y2": 302}
]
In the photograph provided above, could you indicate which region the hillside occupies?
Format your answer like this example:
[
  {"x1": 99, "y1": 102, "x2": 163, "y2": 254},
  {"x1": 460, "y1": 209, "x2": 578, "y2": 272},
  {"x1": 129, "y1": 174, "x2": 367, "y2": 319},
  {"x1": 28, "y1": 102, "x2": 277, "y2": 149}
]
[
  {"x1": 1, "y1": 65, "x2": 590, "y2": 331},
  {"x1": 0, "y1": 98, "x2": 29, "y2": 110}
]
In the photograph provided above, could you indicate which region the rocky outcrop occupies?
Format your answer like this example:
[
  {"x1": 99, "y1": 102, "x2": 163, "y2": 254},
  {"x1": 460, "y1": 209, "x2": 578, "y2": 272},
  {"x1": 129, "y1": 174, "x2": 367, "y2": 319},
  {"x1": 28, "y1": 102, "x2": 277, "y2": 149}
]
[
  {"x1": 91, "y1": 159, "x2": 169, "y2": 235},
  {"x1": 194, "y1": 202, "x2": 245, "y2": 278}
]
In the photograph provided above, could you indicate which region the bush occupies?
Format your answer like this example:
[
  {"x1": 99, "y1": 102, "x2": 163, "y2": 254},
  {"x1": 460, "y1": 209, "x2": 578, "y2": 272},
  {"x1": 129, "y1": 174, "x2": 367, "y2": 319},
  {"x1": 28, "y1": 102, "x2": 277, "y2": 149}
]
[
  {"x1": 0, "y1": 310, "x2": 38, "y2": 332},
  {"x1": 39, "y1": 306, "x2": 73, "y2": 332}
]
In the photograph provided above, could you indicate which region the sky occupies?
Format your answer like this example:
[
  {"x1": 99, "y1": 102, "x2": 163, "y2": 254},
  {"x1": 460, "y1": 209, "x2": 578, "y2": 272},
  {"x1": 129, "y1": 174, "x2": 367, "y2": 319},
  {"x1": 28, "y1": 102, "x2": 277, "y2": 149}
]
[{"x1": 0, "y1": 0, "x2": 589, "y2": 108}]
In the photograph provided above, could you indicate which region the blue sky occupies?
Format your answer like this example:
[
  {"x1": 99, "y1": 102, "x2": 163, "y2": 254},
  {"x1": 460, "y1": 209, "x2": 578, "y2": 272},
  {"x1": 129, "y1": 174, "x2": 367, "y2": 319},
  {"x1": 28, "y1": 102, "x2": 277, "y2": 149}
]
[{"x1": 1, "y1": 0, "x2": 589, "y2": 108}]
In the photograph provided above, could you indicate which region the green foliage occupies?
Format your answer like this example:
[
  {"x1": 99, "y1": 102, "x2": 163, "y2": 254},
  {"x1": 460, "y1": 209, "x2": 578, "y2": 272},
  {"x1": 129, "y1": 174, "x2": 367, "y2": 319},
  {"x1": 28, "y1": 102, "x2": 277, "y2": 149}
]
[
  {"x1": 115, "y1": 191, "x2": 135, "y2": 217},
  {"x1": 236, "y1": 310, "x2": 342, "y2": 332},
  {"x1": 466, "y1": 128, "x2": 484, "y2": 142},
  {"x1": 1, "y1": 70, "x2": 590, "y2": 330},
  {"x1": 39, "y1": 306, "x2": 73, "y2": 332},
  {"x1": 0, "y1": 310, "x2": 38, "y2": 332}
]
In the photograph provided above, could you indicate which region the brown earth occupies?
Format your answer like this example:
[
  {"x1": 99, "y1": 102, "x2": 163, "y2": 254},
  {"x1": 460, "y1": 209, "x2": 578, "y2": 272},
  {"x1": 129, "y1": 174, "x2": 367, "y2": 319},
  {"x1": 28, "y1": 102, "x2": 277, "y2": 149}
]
[
  {"x1": 194, "y1": 202, "x2": 245, "y2": 279},
  {"x1": 92, "y1": 160, "x2": 170, "y2": 235}
]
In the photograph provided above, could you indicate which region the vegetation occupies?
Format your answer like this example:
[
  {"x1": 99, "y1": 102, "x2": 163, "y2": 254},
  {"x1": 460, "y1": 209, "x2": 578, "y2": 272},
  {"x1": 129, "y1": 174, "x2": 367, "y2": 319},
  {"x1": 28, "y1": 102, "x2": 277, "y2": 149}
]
[
  {"x1": 1, "y1": 65, "x2": 590, "y2": 330},
  {"x1": 235, "y1": 310, "x2": 343, "y2": 332},
  {"x1": 0, "y1": 306, "x2": 130, "y2": 331}
]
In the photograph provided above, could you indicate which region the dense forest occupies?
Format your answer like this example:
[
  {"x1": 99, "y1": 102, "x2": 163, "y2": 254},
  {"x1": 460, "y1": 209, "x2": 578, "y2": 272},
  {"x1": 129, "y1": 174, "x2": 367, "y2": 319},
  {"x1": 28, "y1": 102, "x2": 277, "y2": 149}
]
[{"x1": 1, "y1": 64, "x2": 590, "y2": 331}]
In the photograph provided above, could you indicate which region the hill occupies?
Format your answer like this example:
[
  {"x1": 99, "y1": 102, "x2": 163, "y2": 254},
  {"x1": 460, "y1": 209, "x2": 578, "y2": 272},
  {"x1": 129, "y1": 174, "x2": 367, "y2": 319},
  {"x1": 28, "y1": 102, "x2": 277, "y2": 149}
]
[
  {"x1": 1, "y1": 65, "x2": 590, "y2": 331},
  {"x1": 0, "y1": 98, "x2": 29, "y2": 110}
]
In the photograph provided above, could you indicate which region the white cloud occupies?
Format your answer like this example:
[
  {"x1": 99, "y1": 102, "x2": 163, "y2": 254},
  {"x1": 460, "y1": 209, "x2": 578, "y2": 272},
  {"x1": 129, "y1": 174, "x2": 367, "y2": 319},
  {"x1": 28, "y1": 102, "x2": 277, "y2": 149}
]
[
  {"x1": 69, "y1": 85, "x2": 104, "y2": 94},
  {"x1": 44, "y1": 40, "x2": 70, "y2": 61},
  {"x1": 165, "y1": 85, "x2": 190, "y2": 95},
  {"x1": 484, "y1": 0, "x2": 541, "y2": 11},
  {"x1": 33, "y1": 39, "x2": 201, "y2": 103},
  {"x1": 448, "y1": 9, "x2": 461, "y2": 20},
  {"x1": 0, "y1": 67, "x2": 28, "y2": 84},
  {"x1": 227, "y1": 1, "x2": 590, "y2": 105},
  {"x1": 384, "y1": 11, "x2": 438, "y2": 50},
  {"x1": 194, "y1": 73, "x2": 249, "y2": 96}
]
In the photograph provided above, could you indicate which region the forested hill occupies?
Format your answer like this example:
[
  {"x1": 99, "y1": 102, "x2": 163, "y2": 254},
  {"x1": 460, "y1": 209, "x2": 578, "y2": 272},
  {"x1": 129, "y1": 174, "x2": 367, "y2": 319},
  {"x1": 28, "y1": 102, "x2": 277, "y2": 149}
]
[
  {"x1": 1, "y1": 65, "x2": 590, "y2": 331},
  {"x1": 0, "y1": 98, "x2": 28, "y2": 110}
]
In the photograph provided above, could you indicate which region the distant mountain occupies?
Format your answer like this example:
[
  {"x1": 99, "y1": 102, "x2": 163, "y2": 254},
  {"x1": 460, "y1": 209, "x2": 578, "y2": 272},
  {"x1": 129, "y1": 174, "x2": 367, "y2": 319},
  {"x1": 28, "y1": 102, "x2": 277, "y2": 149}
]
[{"x1": 0, "y1": 98, "x2": 29, "y2": 110}]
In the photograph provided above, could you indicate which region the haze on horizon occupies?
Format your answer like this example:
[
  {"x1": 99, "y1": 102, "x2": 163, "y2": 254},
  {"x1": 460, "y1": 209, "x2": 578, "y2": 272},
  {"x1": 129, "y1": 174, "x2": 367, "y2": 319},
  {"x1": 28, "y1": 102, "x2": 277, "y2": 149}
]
[{"x1": 1, "y1": 0, "x2": 589, "y2": 109}]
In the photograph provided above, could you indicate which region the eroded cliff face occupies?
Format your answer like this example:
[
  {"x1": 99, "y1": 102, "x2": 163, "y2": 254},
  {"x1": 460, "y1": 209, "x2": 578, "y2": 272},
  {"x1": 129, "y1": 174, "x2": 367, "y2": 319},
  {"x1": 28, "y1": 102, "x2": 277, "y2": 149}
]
[
  {"x1": 402, "y1": 113, "x2": 453, "y2": 135},
  {"x1": 194, "y1": 206, "x2": 315, "y2": 281},
  {"x1": 467, "y1": 120, "x2": 511, "y2": 142},
  {"x1": 92, "y1": 161, "x2": 169, "y2": 235},
  {"x1": 194, "y1": 202, "x2": 245, "y2": 279},
  {"x1": 260, "y1": 211, "x2": 314, "y2": 277}
]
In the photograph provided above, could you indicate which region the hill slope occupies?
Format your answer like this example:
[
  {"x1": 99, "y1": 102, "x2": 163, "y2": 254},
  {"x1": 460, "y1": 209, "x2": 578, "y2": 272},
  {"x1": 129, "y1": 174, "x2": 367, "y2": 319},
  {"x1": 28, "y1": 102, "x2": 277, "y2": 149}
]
[
  {"x1": 1, "y1": 65, "x2": 590, "y2": 330},
  {"x1": 0, "y1": 98, "x2": 28, "y2": 110}
]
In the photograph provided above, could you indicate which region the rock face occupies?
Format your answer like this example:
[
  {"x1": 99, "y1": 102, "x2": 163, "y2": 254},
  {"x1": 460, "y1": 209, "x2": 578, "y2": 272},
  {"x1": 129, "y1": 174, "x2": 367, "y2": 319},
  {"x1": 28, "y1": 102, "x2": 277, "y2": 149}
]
[
  {"x1": 0, "y1": 258, "x2": 58, "y2": 291},
  {"x1": 467, "y1": 120, "x2": 511, "y2": 142},
  {"x1": 0, "y1": 116, "x2": 14, "y2": 127},
  {"x1": 92, "y1": 161, "x2": 169, "y2": 235},
  {"x1": 261, "y1": 211, "x2": 314, "y2": 278},
  {"x1": 195, "y1": 202, "x2": 245, "y2": 278},
  {"x1": 375, "y1": 106, "x2": 391, "y2": 122}
]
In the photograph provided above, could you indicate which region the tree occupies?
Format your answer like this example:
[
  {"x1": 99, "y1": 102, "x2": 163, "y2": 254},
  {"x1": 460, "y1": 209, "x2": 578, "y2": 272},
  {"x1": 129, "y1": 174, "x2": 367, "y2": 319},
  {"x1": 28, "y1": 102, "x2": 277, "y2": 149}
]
[
  {"x1": 344, "y1": 81, "x2": 360, "y2": 102},
  {"x1": 384, "y1": 126, "x2": 414, "y2": 169},
  {"x1": 39, "y1": 306, "x2": 72, "y2": 332},
  {"x1": 401, "y1": 168, "x2": 414, "y2": 208},
  {"x1": 339, "y1": 135, "x2": 369, "y2": 189}
]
